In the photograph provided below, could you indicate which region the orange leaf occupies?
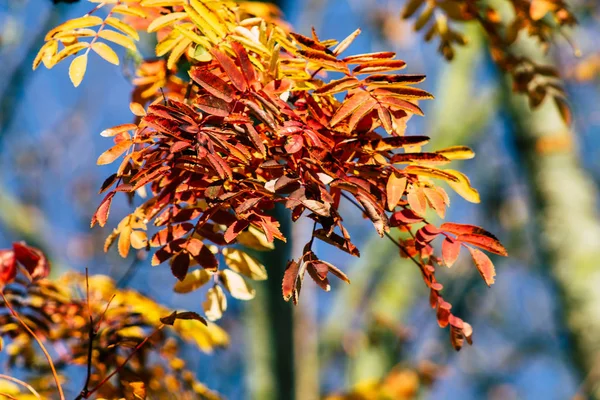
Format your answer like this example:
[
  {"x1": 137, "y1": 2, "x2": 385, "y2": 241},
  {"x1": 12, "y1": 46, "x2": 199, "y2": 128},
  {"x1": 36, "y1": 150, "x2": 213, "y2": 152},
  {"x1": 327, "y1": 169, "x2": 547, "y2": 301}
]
[
  {"x1": 467, "y1": 246, "x2": 496, "y2": 286},
  {"x1": 330, "y1": 91, "x2": 370, "y2": 127},
  {"x1": 386, "y1": 172, "x2": 407, "y2": 210},
  {"x1": 442, "y1": 237, "x2": 461, "y2": 267},
  {"x1": 97, "y1": 140, "x2": 131, "y2": 165}
]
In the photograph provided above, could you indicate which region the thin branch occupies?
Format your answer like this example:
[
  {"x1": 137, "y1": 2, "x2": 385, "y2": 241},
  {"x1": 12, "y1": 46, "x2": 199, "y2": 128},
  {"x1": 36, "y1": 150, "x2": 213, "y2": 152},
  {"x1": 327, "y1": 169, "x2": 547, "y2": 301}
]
[
  {"x1": 0, "y1": 374, "x2": 41, "y2": 399},
  {"x1": 0, "y1": 291, "x2": 65, "y2": 400},
  {"x1": 75, "y1": 270, "x2": 96, "y2": 400},
  {"x1": 84, "y1": 325, "x2": 165, "y2": 398},
  {"x1": 340, "y1": 192, "x2": 426, "y2": 275}
]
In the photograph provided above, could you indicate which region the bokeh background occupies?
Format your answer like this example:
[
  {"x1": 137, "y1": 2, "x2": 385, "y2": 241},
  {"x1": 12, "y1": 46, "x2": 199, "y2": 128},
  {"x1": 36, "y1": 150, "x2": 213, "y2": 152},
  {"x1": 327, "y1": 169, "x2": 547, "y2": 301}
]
[{"x1": 1, "y1": 0, "x2": 600, "y2": 399}]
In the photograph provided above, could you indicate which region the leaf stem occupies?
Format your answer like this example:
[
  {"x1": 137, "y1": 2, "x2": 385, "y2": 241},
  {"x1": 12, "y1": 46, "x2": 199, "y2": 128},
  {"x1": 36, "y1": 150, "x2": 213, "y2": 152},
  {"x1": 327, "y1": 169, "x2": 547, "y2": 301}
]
[{"x1": 0, "y1": 291, "x2": 65, "y2": 400}]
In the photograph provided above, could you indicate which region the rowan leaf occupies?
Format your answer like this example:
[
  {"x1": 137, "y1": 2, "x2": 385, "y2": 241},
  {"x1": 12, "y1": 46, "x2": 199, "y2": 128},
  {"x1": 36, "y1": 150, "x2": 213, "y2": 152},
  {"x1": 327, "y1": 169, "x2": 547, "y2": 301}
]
[
  {"x1": 98, "y1": 29, "x2": 137, "y2": 51},
  {"x1": 330, "y1": 91, "x2": 370, "y2": 127},
  {"x1": 386, "y1": 172, "x2": 407, "y2": 210},
  {"x1": 203, "y1": 285, "x2": 226, "y2": 321},
  {"x1": 92, "y1": 42, "x2": 119, "y2": 65},
  {"x1": 467, "y1": 246, "x2": 496, "y2": 287},
  {"x1": 69, "y1": 54, "x2": 88, "y2": 87},
  {"x1": 442, "y1": 237, "x2": 461, "y2": 267},
  {"x1": 219, "y1": 269, "x2": 255, "y2": 300},
  {"x1": 223, "y1": 248, "x2": 267, "y2": 280},
  {"x1": 173, "y1": 269, "x2": 211, "y2": 293},
  {"x1": 97, "y1": 140, "x2": 131, "y2": 165}
]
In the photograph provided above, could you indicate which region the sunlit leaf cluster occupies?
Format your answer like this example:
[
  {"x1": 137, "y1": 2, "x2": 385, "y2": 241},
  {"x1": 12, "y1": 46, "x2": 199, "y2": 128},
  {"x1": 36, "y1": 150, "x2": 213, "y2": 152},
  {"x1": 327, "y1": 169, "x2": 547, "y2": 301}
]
[
  {"x1": 32, "y1": 0, "x2": 503, "y2": 350},
  {"x1": 0, "y1": 242, "x2": 226, "y2": 399}
]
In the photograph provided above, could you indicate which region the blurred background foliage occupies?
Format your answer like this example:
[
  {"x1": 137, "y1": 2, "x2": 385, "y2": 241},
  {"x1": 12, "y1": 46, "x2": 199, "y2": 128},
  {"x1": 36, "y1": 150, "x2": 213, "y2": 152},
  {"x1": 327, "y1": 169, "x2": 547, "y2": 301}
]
[{"x1": 1, "y1": 0, "x2": 600, "y2": 399}]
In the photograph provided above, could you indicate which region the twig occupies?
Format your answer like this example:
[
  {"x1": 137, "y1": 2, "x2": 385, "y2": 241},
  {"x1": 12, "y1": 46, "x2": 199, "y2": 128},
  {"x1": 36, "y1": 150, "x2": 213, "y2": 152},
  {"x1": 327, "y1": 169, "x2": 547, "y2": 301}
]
[
  {"x1": 0, "y1": 374, "x2": 41, "y2": 399},
  {"x1": 84, "y1": 325, "x2": 165, "y2": 398},
  {"x1": 0, "y1": 291, "x2": 65, "y2": 400},
  {"x1": 340, "y1": 192, "x2": 426, "y2": 275},
  {"x1": 75, "y1": 270, "x2": 96, "y2": 400}
]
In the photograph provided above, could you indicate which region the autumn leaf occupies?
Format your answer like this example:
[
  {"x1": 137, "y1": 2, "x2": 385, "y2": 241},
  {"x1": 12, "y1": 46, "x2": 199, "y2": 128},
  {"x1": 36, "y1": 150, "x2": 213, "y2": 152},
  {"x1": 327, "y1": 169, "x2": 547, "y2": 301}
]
[
  {"x1": 223, "y1": 248, "x2": 267, "y2": 280},
  {"x1": 203, "y1": 285, "x2": 227, "y2": 321},
  {"x1": 69, "y1": 54, "x2": 88, "y2": 87},
  {"x1": 97, "y1": 140, "x2": 131, "y2": 165},
  {"x1": 219, "y1": 269, "x2": 256, "y2": 300},
  {"x1": 467, "y1": 246, "x2": 496, "y2": 287}
]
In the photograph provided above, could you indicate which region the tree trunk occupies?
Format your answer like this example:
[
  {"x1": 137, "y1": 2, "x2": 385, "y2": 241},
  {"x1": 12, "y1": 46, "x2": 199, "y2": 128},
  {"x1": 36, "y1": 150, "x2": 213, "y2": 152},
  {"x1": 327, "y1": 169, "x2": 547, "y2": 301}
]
[{"x1": 505, "y1": 39, "x2": 600, "y2": 398}]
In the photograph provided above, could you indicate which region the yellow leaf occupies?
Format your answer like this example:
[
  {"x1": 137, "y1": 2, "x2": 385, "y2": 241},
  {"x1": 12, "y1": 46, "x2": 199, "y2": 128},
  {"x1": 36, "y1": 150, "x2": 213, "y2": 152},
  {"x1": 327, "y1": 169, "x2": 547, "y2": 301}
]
[
  {"x1": 203, "y1": 285, "x2": 226, "y2": 321},
  {"x1": 130, "y1": 230, "x2": 148, "y2": 249},
  {"x1": 156, "y1": 31, "x2": 184, "y2": 57},
  {"x1": 53, "y1": 28, "x2": 97, "y2": 40},
  {"x1": 141, "y1": 0, "x2": 185, "y2": 5},
  {"x1": 45, "y1": 16, "x2": 103, "y2": 40},
  {"x1": 167, "y1": 38, "x2": 192, "y2": 70},
  {"x1": 98, "y1": 29, "x2": 137, "y2": 51},
  {"x1": 105, "y1": 17, "x2": 140, "y2": 41},
  {"x1": 118, "y1": 225, "x2": 132, "y2": 258},
  {"x1": 33, "y1": 40, "x2": 58, "y2": 70},
  {"x1": 435, "y1": 146, "x2": 475, "y2": 160},
  {"x1": 173, "y1": 24, "x2": 212, "y2": 48},
  {"x1": 333, "y1": 28, "x2": 361, "y2": 55},
  {"x1": 235, "y1": 225, "x2": 275, "y2": 251},
  {"x1": 147, "y1": 12, "x2": 187, "y2": 33},
  {"x1": 92, "y1": 42, "x2": 119, "y2": 65},
  {"x1": 444, "y1": 169, "x2": 480, "y2": 203},
  {"x1": 130, "y1": 102, "x2": 146, "y2": 117},
  {"x1": 223, "y1": 248, "x2": 267, "y2": 280},
  {"x1": 69, "y1": 54, "x2": 88, "y2": 87},
  {"x1": 219, "y1": 269, "x2": 255, "y2": 300},
  {"x1": 173, "y1": 269, "x2": 211, "y2": 293},
  {"x1": 183, "y1": 4, "x2": 219, "y2": 43},
  {"x1": 112, "y1": 5, "x2": 148, "y2": 18},
  {"x1": 52, "y1": 42, "x2": 89, "y2": 65},
  {"x1": 117, "y1": 325, "x2": 145, "y2": 338},
  {"x1": 189, "y1": 0, "x2": 227, "y2": 38},
  {"x1": 97, "y1": 140, "x2": 131, "y2": 165}
]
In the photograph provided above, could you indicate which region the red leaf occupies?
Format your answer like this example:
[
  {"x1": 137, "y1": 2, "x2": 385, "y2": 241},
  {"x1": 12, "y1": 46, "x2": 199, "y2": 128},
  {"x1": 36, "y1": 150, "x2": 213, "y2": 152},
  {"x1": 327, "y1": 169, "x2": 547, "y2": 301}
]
[
  {"x1": 194, "y1": 95, "x2": 231, "y2": 117},
  {"x1": 442, "y1": 237, "x2": 461, "y2": 267},
  {"x1": 171, "y1": 141, "x2": 191, "y2": 153},
  {"x1": 467, "y1": 246, "x2": 496, "y2": 287},
  {"x1": 190, "y1": 68, "x2": 234, "y2": 102},
  {"x1": 231, "y1": 41, "x2": 256, "y2": 86},
  {"x1": 390, "y1": 209, "x2": 423, "y2": 226},
  {"x1": 183, "y1": 238, "x2": 218, "y2": 271},
  {"x1": 457, "y1": 233, "x2": 507, "y2": 256},
  {"x1": 171, "y1": 252, "x2": 190, "y2": 281},
  {"x1": 150, "y1": 223, "x2": 194, "y2": 247},
  {"x1": 285, "y1": 135, "x2": 304, "y2": 154},
  {"x1": 0, "y1": 250, "x2": 16, "y2": 285},
  {"x1": 211, "y1": 48, "x2": 247, "y2": 92},
  {"x1": 436, "y1": 300, "x2": 452, "y2": 328},
  {"x1": 282, "y1": 260, "x2": 300, "y2": 301},
  {"x1": 91, "y1": 191, "x2": 115, "y2": 228},
  {"x1": 13, "y1": 242, "x2": 49, "y2": 280},
  {"x1": 224, "y1": 220, "x2": 250, "y2": 243}
]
